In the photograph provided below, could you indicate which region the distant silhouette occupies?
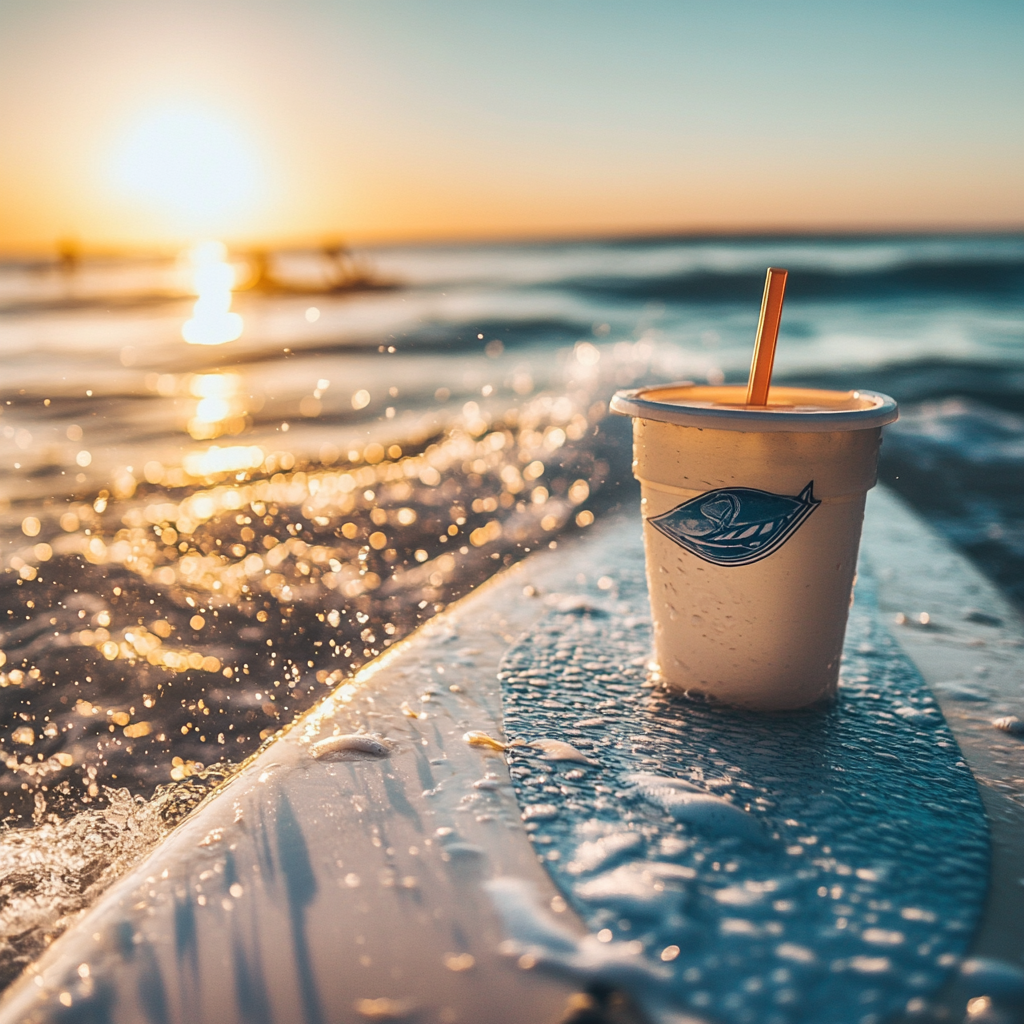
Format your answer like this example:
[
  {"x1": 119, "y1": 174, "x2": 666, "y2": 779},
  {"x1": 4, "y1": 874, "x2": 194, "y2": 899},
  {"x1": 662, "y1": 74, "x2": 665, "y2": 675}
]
[
  {"x1": 56, "y1": 237, "x2": 80, "y2": 277},
  {"x1": 243, "y1": 241, "x2": 393, "y2": 295}
]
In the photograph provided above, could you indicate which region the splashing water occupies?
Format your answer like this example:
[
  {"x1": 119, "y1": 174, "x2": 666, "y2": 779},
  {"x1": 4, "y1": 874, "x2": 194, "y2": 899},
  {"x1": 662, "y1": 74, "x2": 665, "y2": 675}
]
[
  {"x1": 0, "y1": 395, "x2": 626, "y2": 822},
  {"x1": 0, "y1": 764, "x2": 231, "y2": 989},
  {"x1": 0, "y1": 390, "x2": 631, "y2": 989}
]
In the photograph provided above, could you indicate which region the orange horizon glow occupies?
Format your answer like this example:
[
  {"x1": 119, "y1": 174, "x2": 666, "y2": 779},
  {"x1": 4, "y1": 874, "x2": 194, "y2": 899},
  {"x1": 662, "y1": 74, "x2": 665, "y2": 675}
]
[
  {"x1": 4, "y1": 212, "x2": 1024, "y2": 261},
  {"x1": 3, "y1": 142, "x2": 1022, "y2": 255},
  {"x1": 3, "y1": 212, "x2": 1024, "y2": 260}
]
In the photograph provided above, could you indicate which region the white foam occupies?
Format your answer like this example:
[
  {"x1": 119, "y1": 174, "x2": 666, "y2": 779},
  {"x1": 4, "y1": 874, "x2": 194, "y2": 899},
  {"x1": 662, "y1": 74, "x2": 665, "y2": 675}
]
[
  {"x1": 522, "y1": 804, "x2": 559, "y2": 821},
  {"x1": 567, "y1": 831, "x2": 644, "y2": 875},
  {"x1": 529, "y1": 739, "x2": 594, "y2": 764},
  {"x1": 574, "y1": 861, "x2": 696, "y2": 915},
  {"x1": 484, "y1": 878, "x2": 682, "y2": 1022},
  {"x1": 625, "y1": 773, "x2": 764, "y2": 842}
]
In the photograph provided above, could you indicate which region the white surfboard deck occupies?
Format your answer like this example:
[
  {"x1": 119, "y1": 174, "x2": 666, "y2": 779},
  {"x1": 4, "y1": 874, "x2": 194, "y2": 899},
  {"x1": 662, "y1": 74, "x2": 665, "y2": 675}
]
[{"x1": 0, "y1": 485, "x2": 1021, "y2": 1024}]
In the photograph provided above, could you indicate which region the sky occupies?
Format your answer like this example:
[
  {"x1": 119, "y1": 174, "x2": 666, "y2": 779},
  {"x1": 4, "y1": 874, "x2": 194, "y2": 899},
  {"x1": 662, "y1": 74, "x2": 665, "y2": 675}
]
[{"x1": 0, "y1": 0, "x2": 1022, "y2": 250}]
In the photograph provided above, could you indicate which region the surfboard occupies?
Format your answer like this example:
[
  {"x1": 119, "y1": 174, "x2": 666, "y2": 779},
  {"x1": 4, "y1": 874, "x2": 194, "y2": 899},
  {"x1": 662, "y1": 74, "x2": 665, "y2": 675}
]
[{"x1": 0, "y1": 487, "x2": 1021, "y2": 1024}]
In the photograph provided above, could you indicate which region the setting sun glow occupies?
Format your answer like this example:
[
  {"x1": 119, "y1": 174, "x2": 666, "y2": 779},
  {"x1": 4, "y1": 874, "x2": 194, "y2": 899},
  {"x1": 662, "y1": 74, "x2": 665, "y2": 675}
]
[{"x1": 111, "y1": 104, "x2": 264, "y2": 234}]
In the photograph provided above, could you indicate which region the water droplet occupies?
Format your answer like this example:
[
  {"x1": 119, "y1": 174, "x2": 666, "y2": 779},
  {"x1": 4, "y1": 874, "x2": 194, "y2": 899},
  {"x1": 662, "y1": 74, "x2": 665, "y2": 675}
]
[{"x1": 311, "y1": 734, "x2": 393, "y2": 760}]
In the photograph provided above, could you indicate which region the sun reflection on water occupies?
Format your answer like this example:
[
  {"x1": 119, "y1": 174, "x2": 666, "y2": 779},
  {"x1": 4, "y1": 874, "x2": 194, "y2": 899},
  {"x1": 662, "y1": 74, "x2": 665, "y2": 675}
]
[
  {"x1": 187, "y1": 372, "x2": 248, "y2": 439},
  {"x1": 181, "y1": 241, "x2": 243, "y2": 346}
]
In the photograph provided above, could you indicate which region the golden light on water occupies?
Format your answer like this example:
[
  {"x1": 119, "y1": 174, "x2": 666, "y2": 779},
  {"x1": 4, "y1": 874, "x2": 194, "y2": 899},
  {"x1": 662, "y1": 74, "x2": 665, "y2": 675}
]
[
  {"x1": 181, "y1": 242, "x2": 244, "y2": 346},
  {"x1": 187, "y1": 371, "x2": 247, "y2": 438},
  {"x1": 182, "y1": 445, "x2": 265, "y2": 478}
]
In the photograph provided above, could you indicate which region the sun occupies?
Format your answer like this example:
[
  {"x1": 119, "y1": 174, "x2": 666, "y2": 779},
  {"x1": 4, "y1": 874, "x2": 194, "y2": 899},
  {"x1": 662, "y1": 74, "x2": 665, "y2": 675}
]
[{"x1": 110, "y1": 102, "x2": 264, "y2": 233}]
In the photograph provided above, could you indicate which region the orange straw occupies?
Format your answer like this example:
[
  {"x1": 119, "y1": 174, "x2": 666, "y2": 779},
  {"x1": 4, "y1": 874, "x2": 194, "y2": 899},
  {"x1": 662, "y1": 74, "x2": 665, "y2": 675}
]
[{"x1": 745, "y1": 267, "x2": 788, "y2": 406}]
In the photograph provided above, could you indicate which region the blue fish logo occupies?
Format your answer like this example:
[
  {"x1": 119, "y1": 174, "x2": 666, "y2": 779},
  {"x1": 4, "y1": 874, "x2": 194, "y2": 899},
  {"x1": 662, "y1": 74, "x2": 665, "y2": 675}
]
[{"x1": 649, "y1": 482, "x2": 820, "y2": 567}]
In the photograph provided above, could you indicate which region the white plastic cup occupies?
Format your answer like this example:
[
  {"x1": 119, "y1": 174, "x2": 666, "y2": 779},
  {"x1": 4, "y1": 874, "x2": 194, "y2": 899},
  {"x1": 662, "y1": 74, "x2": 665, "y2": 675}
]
[{"x1": 610, "y1": 383, "x2": 899, "y2": 710}]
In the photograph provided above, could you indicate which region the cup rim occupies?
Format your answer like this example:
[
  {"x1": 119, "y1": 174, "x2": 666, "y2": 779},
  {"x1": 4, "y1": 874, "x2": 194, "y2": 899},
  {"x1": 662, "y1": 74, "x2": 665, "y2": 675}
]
[{"x1": 610, "y1": 382, "x2": 899, "y2": 433}]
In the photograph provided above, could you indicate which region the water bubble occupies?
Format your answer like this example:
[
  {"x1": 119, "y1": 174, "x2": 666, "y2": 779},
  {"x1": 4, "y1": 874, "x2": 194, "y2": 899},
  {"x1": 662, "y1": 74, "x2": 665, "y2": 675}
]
[
  {"x1": 528, "y1": 739, "x2": 593, "y2": 764},
  {"x1": 443, "y1": 952, "x2": 475, "y2": 972},
  {"x1": 624, "y1": 773, "x2": 765, "y2": 842},
  {"x1": 522, "y1": 804, "x2": 559, "y2": 822},
  {"x1": 354, "y1": 996, "x2": 417, "y2": 1019},
  {"x1": 311, "y1": 733, "x2": 393, "y2": 760}
]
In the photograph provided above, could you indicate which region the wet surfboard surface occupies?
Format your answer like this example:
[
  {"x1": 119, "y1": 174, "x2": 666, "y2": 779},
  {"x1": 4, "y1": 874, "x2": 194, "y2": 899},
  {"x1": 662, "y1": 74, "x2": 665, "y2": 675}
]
[
  {"x1": 0, "y1": 487, "x2": 1020, "y2": 1024},
  {"x1": 498, "y1": 551, "x2": 988, "y2": 1024}
]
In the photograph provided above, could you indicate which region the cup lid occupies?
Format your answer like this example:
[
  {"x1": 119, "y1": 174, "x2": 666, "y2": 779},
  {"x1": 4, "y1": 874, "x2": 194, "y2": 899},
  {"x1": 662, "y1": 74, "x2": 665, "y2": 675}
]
[{"x1": 610, "y1": 383, "x2": 898, "y2": 433}]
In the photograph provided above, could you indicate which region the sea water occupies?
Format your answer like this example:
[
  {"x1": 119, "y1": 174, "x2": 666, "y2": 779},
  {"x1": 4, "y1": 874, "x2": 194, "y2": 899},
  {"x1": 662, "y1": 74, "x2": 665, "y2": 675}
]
[{"x1": 0, "y1": 232, "x2": 1021, "y2": 988}]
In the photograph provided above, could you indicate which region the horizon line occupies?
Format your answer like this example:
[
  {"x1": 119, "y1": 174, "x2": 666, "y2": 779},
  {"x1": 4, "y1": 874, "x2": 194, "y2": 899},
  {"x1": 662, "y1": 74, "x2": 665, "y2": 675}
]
[{"x1": 2, "y1": 221, "x2": 1023, "y2": 259}]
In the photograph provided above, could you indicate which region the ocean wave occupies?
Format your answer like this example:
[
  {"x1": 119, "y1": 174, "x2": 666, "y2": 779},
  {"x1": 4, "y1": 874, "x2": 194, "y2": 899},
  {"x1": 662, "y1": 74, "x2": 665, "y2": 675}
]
[
  {"x1": 878, "y1": 395, "x2": 1024, "y2": 606},
  {"x1": 780, "y1": 359, "x2": 1024, "y2": 415},
  {"x1": 769, "y1": 357, "x2": 1024, "y2": 607},
  {"x1": 250, "y1": 315, "x2": 593, "y2": 358},
  {"x1": 558, "y1": 258, "x2": 1024, "y2": 304}
]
